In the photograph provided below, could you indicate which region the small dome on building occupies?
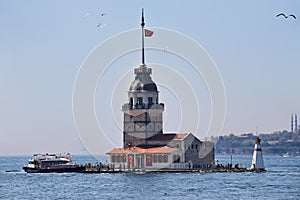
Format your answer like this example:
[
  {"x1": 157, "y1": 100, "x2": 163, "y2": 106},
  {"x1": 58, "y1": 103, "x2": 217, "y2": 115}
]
[
  {"x1": 129, "y1": 79, "x2": 157, "y2": 92},
  {"x1": 129, "y1": 64, "x2": 158, "y2": 92}
]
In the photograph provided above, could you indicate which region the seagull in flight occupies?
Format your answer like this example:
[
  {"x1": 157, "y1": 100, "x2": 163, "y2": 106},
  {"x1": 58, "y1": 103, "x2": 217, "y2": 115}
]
[
  {"x1": 83, "y1": 13, "x2": 90, "y2": 18},
  {"x1": 97, "y1": 23, "x2": 106, "y2": 28},
  {"x1": 276, "y1": 13, "x2": 296, "y2": 19}
]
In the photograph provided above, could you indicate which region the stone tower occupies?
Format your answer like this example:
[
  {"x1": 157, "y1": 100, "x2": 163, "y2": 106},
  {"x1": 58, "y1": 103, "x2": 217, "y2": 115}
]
[
  {"x1": 122, "y1": 64, "x2": 164, "y2": 148},
  {"x1": 121, "y1": 9, "x2": 164, "y2": 148}
]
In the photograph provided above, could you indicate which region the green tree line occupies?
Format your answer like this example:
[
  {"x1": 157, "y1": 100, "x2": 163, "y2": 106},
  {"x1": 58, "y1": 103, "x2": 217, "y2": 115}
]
[{"x1": 211, "y1": 129, "x2": 300, "y2": 155}]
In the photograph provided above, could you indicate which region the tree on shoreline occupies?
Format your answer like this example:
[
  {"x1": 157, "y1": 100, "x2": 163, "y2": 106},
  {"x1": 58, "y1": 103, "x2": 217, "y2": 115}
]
[{"x1": 212, "y1": 130, "x2": 300, "y2": 155}]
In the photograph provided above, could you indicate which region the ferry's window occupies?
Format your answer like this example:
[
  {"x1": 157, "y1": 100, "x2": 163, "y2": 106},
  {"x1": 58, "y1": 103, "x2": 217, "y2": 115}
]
[{"x1": 148, "y1": 97, "x2": 153, "y2": 104}]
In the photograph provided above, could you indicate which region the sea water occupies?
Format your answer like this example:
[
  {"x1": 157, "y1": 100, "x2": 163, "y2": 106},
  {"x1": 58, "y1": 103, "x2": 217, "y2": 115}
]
[{"x1": 0, "y1": 155, "x2": 299, "y2": 199}]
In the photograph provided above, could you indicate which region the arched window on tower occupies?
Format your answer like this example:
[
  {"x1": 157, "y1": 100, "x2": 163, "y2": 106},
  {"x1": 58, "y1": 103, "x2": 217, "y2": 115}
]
[
  {"x1": 148, "y1": 97, "x2": 153, "y2": 105},
  {"x1": 137, "y1": 97, "x2": 143, "y2": 105},
  {"x1": 129, "y1": 98, "x2": 133, "y2": 108}
]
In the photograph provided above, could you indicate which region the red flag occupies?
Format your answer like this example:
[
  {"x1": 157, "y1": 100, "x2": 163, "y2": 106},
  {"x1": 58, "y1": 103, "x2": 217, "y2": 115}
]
[{"x1": 145, "y1": 29, "x2": 154, "y2": 37}]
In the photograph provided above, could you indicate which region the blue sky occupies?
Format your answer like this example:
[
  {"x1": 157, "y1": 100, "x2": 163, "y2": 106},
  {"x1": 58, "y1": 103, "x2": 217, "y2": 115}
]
[{"x1": 0, "y1": 0, "x2": 299, "y2": 154}]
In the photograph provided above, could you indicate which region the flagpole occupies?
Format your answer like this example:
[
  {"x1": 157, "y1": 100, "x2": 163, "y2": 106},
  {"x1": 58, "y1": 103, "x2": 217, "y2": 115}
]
[{"x1": 141, "y1": 8, "x2": 145, "y2": 65}]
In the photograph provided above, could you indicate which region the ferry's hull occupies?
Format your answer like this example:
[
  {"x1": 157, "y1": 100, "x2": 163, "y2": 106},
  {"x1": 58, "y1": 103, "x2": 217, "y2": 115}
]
[{"x1": 23, "y1": 166, "x2": 86, "y2": 173}]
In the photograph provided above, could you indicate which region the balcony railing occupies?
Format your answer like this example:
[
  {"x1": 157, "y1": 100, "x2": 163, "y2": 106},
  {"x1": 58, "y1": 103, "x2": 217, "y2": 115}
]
[{"x1": 122, "y1": 103, "x2": 164, "y2": 110}]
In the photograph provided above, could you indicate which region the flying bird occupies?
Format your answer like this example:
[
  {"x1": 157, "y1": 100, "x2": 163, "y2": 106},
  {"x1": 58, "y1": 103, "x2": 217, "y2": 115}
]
[
  {"x1": 97, "y1": 23, "x2": 106, "y2": 28},
  {"x1": 100, "y1": 13, "x2": 107, "y2": 16},
  {"x1": 276, "y1": 13, "x2": 296, "y2": 19},
  {"x1": 83, "y1": 13, "x2": 90, "y2": 18}
]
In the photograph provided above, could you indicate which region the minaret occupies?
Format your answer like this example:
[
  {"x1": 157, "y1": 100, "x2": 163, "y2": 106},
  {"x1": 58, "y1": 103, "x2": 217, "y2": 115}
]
[
  {"x1": 295, "y1": 114, "x2": 298, "y2": 132},
  {"x1": 250, "y1": 136, "x2": 265, "y2": 171},
  {"x1": 122, "y1": 9, "x2": 164, "y2": 148},
  {"x1": 291, "y1": 114, "x2": 294, "y2": 133}
]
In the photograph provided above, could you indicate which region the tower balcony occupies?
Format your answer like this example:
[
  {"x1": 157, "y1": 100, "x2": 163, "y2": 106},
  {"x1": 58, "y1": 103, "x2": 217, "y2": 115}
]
[{"x1": 122, "y1": 103, "x2": 164, "y2": 111}]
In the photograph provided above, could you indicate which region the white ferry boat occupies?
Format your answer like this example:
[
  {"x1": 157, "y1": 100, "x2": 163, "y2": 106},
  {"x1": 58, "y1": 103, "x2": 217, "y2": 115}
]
[{"x1": 23, "y1": 153, "x2": 85, "y2": 173}]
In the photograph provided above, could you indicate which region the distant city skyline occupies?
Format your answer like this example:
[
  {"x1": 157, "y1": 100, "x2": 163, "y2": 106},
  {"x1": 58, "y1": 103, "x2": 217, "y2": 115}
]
[{"x1": 0, "y1": 1, "x2": 299, "y2": 154}]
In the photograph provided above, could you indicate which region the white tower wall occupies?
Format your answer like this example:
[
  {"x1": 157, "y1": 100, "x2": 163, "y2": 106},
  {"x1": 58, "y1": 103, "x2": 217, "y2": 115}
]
[{"x1": 251, "y1": 137, "x2": 265, "y2": 170}]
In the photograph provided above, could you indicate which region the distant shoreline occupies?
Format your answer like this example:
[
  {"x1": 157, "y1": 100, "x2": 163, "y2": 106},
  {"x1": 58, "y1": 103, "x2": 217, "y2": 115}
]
[{"x1": 212, "y1": 130, "x2": 300, "y2": 156}]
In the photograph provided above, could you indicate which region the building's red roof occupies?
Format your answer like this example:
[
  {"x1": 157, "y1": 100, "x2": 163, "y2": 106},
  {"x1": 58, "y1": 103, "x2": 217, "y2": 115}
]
[
  {"x1": 143, "y1": 146, "x2": 178, "y2": 154},
  {"x1": 107, "y1": 147, "x2": 144, "y2": 154},
  {"x1": 107, "y1": 146, "x2": 178, "y2": 155}
]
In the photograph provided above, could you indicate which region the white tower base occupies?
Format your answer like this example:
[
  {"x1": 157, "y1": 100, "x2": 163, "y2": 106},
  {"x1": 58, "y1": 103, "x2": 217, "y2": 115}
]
[{"x1": 250, "y1": 136, "x2": 265, "y2": 170}]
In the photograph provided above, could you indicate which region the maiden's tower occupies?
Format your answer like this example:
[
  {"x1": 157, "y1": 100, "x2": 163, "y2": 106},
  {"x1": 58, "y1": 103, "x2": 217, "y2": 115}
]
[{"x1": 107, "y1": 10, "x2": 214, "y2": 171}]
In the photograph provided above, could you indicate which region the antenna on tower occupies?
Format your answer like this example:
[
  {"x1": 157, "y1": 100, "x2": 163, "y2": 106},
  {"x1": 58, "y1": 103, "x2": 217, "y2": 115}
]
[{"x1": 141, "y1": 8, "x2": 145, "y2": 65}]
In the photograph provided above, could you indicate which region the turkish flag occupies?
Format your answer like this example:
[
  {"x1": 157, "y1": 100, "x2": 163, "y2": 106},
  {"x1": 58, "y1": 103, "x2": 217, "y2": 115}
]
[
  {"x1": 146, "y1": 154, "x2": 152, "y2": 166},
  {"x1": 145, "y1": 29, "x2": 154, "y2": 37}
]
